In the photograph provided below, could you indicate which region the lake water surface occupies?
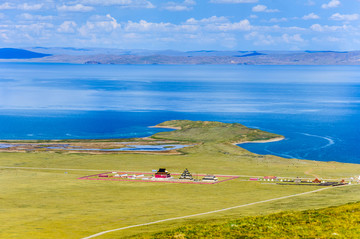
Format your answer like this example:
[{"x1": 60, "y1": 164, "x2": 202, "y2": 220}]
[{"x1": 0, "y1": 63, "x2": 359, "y2": 163}]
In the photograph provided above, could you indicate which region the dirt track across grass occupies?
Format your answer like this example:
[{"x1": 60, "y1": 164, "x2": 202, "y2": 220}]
[{"x1": 81, "y1": 185, "x2": 349, "y2": 239}]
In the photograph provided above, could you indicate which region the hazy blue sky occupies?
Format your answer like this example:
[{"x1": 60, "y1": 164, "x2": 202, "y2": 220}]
[{"x1": 1, "y1": 0, "x2": 360, "y2": 50}]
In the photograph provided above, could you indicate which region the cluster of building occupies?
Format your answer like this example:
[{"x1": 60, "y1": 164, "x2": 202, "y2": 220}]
[
  {"x1": 97, "y1": 168, "x2": 218, "y2": 182},
  {"x1": 250, "y1": 176, "x2": 323, "y2": 183},
  {"x1": 249, "y1": 176, "x2": 277, "y2": 181},
  {"x1": 249, "y1": 176, "x2": 352, "y2": 186},
  {"x1": 155, "y1": 168, "x2": 218, "y2": 182},
  {"x1": 100, "y1": 172, "x2": 150, "y2": 180},
  {"x1": 95, "y1": 171, "x2": 358, "y2": 185}
]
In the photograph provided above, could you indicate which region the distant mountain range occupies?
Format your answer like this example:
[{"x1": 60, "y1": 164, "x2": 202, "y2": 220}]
[{"x1": 1, "y1": 47, "x2": 360, "y2": 65}]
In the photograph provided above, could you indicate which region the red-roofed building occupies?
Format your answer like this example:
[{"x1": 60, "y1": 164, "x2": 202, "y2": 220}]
[
  {"x1": 155, "y1": 168, "x2": 171, "y2": 178},
  {"x1": 264, "y1": 176, "x2": 277, "y2": 180}
]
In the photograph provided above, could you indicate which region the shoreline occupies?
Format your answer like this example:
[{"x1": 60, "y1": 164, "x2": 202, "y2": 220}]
[
  {"x1": 149, "y1": 125, "x2": 181, "y2": 130},
  {"x1": 233, "y1": 137, "x2": 285, "y2": 145}
]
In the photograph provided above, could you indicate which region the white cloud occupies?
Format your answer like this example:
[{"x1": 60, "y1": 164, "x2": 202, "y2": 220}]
[
  {"x1": 163, "y1": 0, "x2": 196, "y2": 11},
  {"x1": 252, "y1": 5, "x2": 279, "y2": 13},
  {"x1": 228, "y1": 19, "x2": 251, "y2": 31},
  {"x1": 210, "y1": 0, "x2": 258, "y2": 3},
  {"x1": 245, "y1": 32, "x2": 305, "y2": 46},
  {"x1": 281, "y1": 33, "x2": 304, "y2": 43},
  {"x1": 214, "y1": 19, "x2": 251, "y2": 31},
  {"x1": 79, "y1": 14, "x2": 121, "y2": 36},
  {"x1": 184, "y1": 16, "x2": 251, "y2": 31},
  {"x1": 186, "y1": 16, "x2": 229, "y2": 24},
  {"x1": 327, "y1": 36, "x2": 340, "y2": 42},
  {"x1": 310, "y1": 24, "x2": 323, "y2": 31},
  {"x1": 58, "y1": 4, "x2": 94, "y2": 12},
  {"x1": 58, "y1": 21, "x2": 77, "y2": 33},
  {"x1": 79, "y1": 0, "x2": 155, "y2": 8},
  {"x1": 15, "y1": 23, "x2": 54, "y2": 36},
  {"x1": 163, "y1": 5, "x2": 188, "y2": 11},
  {"x1": 125, "y1": 20, "x2": 173, "y2": 32},
  {"x1": 252, "y1": 5, "x2": 266, "y2": 12},
  {"x1": 19, "y1": 13, "x2": 53, "y2": 21},
  {"x1": 302, "y1": 13, "x2": 320, "y2": 20},
  {"x1": 255, "y1": 25, "x2": 305, "y2": 33},
  {"x1": 0, "y1": 31, "x2": 10, "y2": 42},
  {"x1": 0, "y1": 2, "x2": 15, "y2": 10},
  {"x1": 103, "y1": 14, "x2": 121, "y2": 30},
  {"x1": 305, "y1": 0, "x2": 315, "y2": 6},
  {"x1": 183, "y1": 0, "x2": 196, "y2": 4},
  {"x1": 117, "y1": 16, "x2": 253, "y2": 34},
  {"x1": 330, "y1": 13, "x2": 359, "y2": 21},
  {"x1": 18, "y1": 3, "x2": 44, "y2": 10},
  {"x1": 75, "y1": 15, "x2": 250, "y2": 42},
  {"x1": 269, "y1": 17, "x2": 287, "y2": 23},
  {"x1": 245, "y1": 32, "x2": 274, "y2": 45},
  {"x1": 310, "y1": 23, "x2": 352, "y2": 32},
  {"x1": 321, "y1": 0, "x2": 340, "y2": 9},
  {"x1": 0, "y1": 2, "x2": 43, "y2": 10}
]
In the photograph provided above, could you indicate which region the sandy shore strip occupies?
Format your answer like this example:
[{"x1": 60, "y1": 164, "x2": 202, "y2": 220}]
[{"x1": 233, "y1": 137, "x2": 285, "y2": 145}]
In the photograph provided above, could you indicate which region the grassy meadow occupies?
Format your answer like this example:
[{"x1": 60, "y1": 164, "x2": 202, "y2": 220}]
[
  {"x1": 1, "y1": 120, "x2": 360, "y2": 238},
  {"x1": 147, "y1": 201, "x2": 360, "y2": 238}
]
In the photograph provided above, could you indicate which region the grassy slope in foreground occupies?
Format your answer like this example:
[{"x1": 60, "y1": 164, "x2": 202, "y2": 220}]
[{"x1": 147, "y1": 202, "x2": 360, "y2": 239}]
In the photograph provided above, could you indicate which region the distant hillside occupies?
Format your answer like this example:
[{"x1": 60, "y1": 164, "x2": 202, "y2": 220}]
[
  {"x1": 2, "y1": 47, "x2": 360, "y2": 65},
  {"x1": 0, "y1": 48, "x2": 51, "y2": 59}
]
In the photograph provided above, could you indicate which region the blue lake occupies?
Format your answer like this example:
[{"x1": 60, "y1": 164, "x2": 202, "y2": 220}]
[{"x1": 0, "y1": 63, "x2": 359, "y2": 163}]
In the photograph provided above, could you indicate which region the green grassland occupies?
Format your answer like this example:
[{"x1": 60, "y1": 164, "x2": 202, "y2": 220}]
[
  {"x1": 146, "y1": 202, "x2": 360, "y2": 238},
  {"x1": 1, "y1": 120, "x2": 360, "y2": 238}
]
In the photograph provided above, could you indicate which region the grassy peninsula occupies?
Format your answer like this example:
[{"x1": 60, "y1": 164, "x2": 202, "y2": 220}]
[
  {"x1": 0, "y1": 120, "x2": 360, "y2": 238},
  {"x1": 152, "y1": 120, "x2": 283, "y2": 143}
]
